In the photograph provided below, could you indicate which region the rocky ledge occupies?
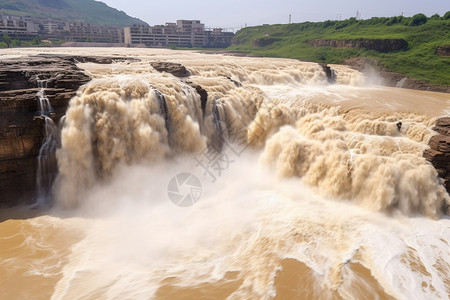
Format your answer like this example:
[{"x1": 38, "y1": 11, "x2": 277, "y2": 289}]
[
  {"x1": 423, "y1": 117, "x2": 450, "y2": 197},
  {"x1": 310, "y1": 39, "x2": 408, "y2": 52},
  {"x1": 150, "y1": 61, "x2": 191, "y2": 77}
]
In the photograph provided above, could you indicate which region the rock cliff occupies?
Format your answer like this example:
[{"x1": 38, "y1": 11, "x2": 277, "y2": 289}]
[
  {"x1": 423, "y1": 117, "x2": 450, "y2": 200},
  {"x1": 0, "y1": 55, "x2": 92, "y2": 205},
  {"x1": 0, "y1": 54, "x2": 143, "y2": 205}
]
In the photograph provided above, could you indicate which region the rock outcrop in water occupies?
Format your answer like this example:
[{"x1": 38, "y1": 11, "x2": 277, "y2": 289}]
[
  {"x1": 319, "y1": 63, "x2": 336, "y2": 83},
  {"x1": 150, "y1": 62, "x2": 191, "y2": 77},
  {"x1": 424, "y1": 117, "x2": 450, "y2": 200}
]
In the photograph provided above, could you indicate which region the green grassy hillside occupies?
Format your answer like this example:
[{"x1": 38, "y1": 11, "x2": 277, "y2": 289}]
[
  {"x1": 0, "y1": 0, "x2": 146, "y2": 26},
  {"x1": 230, "y1": 14, "x2": 450, "y2": 85}
]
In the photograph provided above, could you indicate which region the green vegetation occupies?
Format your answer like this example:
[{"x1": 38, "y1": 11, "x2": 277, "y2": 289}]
[
  {"x1": 229, "y1": 13, "x2": 450, "y2": 85},
  {"x1": 2, "y1": 33, "x2": 11, "y2": 47},
  {"x1": 0, "y1": 0, "x2": 146, "y2": 26},
  {"x1": 0, "y1": 34, "x2": 63, "y2": 48}
]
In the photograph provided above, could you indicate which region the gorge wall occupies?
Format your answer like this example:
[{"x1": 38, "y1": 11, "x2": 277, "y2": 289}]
[
  {"x1": 423, "y1": 117, "x2": 450, "y2": 199},
  {"x1": 0, "y1": 55, "x2": 92, "y2": 205}
]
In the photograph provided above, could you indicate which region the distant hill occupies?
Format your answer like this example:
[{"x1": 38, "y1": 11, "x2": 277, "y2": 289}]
[
  {"x1": 230, "y1": 13, "x2": 450, "y2": 86},
  {"x1": 0, "y1": 0, "x2": 147, "y2": 26}
]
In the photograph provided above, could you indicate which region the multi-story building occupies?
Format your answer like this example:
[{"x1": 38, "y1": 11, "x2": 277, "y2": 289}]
[
  {"x1": 0, "y1": 15, "x2": 232, "y2": 48},
  {"x1": 0, "y1": 15, "x2": 39, "y2": 39},
  {"x1": 43, "y1": 20, "x2": 66, "y2": 34},
  {"x1": 63, "y1": 22, "x2": 124, "y2": 43},
  {"x1": 124, "y1": 20, "x2": 233, "y2": 48}
]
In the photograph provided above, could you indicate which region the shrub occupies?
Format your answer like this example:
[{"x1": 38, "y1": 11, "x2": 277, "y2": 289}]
[
  {"x1": 430, "y1": 14, "x2": 440, "y2": 20},
  {"x1": 31, "y1": 37, "x2": 41, "y2": 45},
  {"x1": 2, "y1": 34, "x2": 11, "y2": 47},
  {"x1": 410, "y1": 13, "x2": 427, "y2": 26},
  {"x1": 11, "y1": 39, "x2": 22, "y2": 47},
  {"x1": 322, "y1": 20, "x2": 335, "y2": 28},
  {"x1": 386, "y1": 16, "x2": 398, "y2": 26},
  {"x1": 443, "y1": 11, "x2": 450, "y2": 20}
]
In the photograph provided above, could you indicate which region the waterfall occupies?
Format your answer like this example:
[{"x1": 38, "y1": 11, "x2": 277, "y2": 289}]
[
  {"x1": 329, "y1": 68, "x2": 336, "y2": 83},
  {"x1": 36, "y1": 80, "x2": 54, "y2": 116},
  {"x1": 211, "y1": 99, "x2": 224, "y2": 151},
  {"x1": 154, "y1": 89, "x2": 171, "y2": 135},
  {"x1": 34, "y1": 79, "x2": 59, "y2": 205},
  {"x1": 396, "y1": 77, "x2": 407, "y2": 88}
]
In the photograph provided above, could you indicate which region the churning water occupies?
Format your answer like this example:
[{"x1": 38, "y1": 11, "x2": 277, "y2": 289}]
[{"x1": 0, "y1": 48, "x2": 449, "y2": 300}]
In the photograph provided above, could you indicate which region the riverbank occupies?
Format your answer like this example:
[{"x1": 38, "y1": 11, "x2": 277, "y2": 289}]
[{"x1": 228, "y1": 16, "x2": 450, "y2": 88}]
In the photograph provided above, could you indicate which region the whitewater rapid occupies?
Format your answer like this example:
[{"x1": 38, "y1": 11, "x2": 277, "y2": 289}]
[{"x1": 0, "y1": 48, "x2": 449, "y2": 300}]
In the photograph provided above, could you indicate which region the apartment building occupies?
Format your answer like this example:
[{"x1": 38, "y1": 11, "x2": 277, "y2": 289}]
[
  {"x1": 63, "y1": 22, "x2": 124, "y2": 43},
  {"x1": 0, "y1": 15, "x2": 39, "y2": 39},
  {"x1": 124, "y1": 20, "x2": 233, "y2": 48},
  {"x1": 0, "y1": 15, "x2": 233, "y2": 48}
]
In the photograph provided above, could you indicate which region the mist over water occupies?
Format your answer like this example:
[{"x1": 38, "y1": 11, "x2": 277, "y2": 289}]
[{"x1": 1, "y1": 48, "x2": 449, "y2": 299}]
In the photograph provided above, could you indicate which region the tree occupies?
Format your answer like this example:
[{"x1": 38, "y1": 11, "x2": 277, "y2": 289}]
[
  {"x1": 31, "y1": 37, "x2": 41, "y2": 45},
  {"x1": 430, "y1": 14, "x2": 440, "y2": 20},
  {"x1": 386, "y1": 16, "x2": 399, "y2": 26},
  {"x1": 443, "y1": 11, "x2": 450, "y2": 20},
  {"x1": 410, "y1": 13, "x2": 427, "y2": 26},
  {"x1": 2, "y1": 34, "x2": 11, "y2": 48},
  {"x1": 11, "y1": 39, "x2": 22, "y2": 47}
]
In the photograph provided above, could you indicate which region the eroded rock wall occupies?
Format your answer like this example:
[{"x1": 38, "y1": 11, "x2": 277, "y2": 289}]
[
  {"x1": 0, "y1": 55, "x2": 91, "y2": 205},
  {"x1": 424, "y1": 117, "x2": 450, "y2": 195}
]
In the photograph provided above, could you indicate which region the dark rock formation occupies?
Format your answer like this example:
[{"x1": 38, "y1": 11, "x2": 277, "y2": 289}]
[
  {"x1": 319, "y1": 63, "x2": 336, "y2": 83},
  {"x1": 226, "y1": 76, "x2": 242, "y2": 87},
  {"x1": 195, "y1": 85, "x2": 208, "y2": 117},
  {"x1": 150, "y1": 62, "x2": 191, "y2": 77},
  {"x1": 310, "y1": 39, "x2": 408, "y2": 52},
  {"x1": 437, "y1": 45, "x2": 450, "y2": 56},
  {"x1": 0, "y1": 55, "x2": 91, "y2": 206},
  {"x1": 183, "y1": 80, "x2": 208, "y2": 117},
  {"x1": 423, "y1": 117, "x2": 450, "y2": 197}
]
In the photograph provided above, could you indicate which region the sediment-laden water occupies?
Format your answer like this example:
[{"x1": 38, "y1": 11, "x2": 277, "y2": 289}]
[{"x1": 1, "y1": 48, "x2": 449, "y2": 300}]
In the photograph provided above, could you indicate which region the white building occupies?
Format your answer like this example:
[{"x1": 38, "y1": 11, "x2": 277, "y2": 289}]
[
  {"x1": 124, "y1": 20, "x2": 233, "y2": 48},
  {"x1": 0, "y1": 15, "x2": 39, "y2": 39}
]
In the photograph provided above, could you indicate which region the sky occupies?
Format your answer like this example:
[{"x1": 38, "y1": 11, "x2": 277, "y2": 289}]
[{"x1": 100, "y1": 0, "x2": 449, "y2": 30}]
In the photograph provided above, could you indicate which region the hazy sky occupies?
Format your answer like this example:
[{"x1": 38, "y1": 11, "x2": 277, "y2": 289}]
[{"x1": 100, "y1": 0, "x2": 449, "y2": 29}]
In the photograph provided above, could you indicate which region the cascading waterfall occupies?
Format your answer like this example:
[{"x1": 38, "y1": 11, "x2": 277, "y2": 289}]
[
  {"x1": 3, "y1": 49, "x2": 449, "y2": 300},
  {"x1": 396, "y1": 77, "x2": 407, "y2": 88},
  {"x1": 34, "y1": 79, "x2": 59, "y2": 205},
  {"x1": 53, "y1": 63, "x2": 449, "y2": 217}
]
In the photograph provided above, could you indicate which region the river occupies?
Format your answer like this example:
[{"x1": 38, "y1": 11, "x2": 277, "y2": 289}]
[{"x1": 0, "y1": 48, "x2": 449, "y2": 299}]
